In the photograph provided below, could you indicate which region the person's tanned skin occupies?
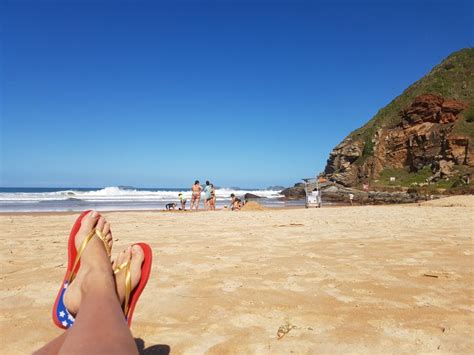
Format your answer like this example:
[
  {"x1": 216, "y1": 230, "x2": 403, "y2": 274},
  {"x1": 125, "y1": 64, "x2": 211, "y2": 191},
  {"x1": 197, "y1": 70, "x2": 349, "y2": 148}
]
[
  {"x1": 191, "y1": 180, "x2": 202, "y2": 210},
  {"x1": 34, "y1": 211, "x2": 144, "y2": 355}
]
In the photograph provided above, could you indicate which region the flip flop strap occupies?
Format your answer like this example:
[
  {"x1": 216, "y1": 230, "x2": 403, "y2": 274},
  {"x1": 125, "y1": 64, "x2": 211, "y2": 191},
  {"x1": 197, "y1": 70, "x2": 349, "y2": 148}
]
[
  {"x1": 96, "y1": 230, "x2": 111, "y2": 257},
  {"x1": 66, "y1": 229, "x2": 111, "y2": 284},
  {"x1": 114, "y1": 261, "x2": 129, "y2": 274},
  {"x1": 114, "y1": 260, "x2": 132, "y2": 316},
  {"x1": 67, "y1": 229, "x2": 96, "y2": 284}
]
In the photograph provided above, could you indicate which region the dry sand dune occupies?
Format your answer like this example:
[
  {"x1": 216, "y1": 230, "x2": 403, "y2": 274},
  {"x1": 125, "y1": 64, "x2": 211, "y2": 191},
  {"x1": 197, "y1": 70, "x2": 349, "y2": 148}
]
[{"x1": 1, "y1": 198, "x2": 473, "y2": 354}]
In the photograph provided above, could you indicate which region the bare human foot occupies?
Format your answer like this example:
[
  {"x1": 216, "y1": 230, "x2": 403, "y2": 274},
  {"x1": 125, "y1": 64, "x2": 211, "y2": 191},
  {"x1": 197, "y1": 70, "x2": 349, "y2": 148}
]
[
  {"x1": 63, "y1": 211, "x2": 114, "y2": 315},
  {"x1": 112, "y1": 244, "x2": 144, "y2": 313}
]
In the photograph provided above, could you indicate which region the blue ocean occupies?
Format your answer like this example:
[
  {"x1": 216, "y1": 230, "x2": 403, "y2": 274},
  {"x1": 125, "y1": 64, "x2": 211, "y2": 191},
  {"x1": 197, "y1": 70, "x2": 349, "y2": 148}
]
[{"x1": 0, "y1": 186, "x2": 301, "y2": 212}]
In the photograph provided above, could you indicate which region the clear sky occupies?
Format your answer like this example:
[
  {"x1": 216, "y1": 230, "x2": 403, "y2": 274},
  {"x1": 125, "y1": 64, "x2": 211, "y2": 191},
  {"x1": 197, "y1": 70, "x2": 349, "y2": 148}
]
[{"x1": 1, "y1": 0, "x2": 472, "y2": 188}]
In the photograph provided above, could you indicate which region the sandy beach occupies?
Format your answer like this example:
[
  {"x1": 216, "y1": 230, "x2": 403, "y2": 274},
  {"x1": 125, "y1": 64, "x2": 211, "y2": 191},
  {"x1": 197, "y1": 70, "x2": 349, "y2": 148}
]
[{"x1": 1, "y1": 196, "x2": 473, "y2": 354}]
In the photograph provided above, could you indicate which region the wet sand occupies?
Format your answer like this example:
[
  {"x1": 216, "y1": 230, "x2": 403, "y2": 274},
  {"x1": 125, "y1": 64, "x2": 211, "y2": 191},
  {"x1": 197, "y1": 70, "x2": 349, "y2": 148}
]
[{"x1": 1, "y1": 196, "x2": 473, "y2": 354}]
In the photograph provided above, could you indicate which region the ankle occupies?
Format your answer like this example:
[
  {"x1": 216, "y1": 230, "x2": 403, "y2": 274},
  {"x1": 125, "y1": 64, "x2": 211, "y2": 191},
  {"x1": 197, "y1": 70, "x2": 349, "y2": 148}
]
[
  {"x1": 80, "y1": 237, "x2": 110, "y2": 264},
  {"x1": 81, "y1": 268, "x2": 115, "y2": 293}
]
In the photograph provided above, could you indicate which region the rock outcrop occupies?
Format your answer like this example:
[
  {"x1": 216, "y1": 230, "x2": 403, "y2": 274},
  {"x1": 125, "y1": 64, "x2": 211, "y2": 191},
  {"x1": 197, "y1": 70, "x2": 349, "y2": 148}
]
[
  {"x1": 282, "y1": 49, "x2": 473, "y2": 201},
  {"x1": 280, "y1": 183, "x2": 306, "y2": 199},
  {"x1": 244, "y1": 193, "x2": 262, "y2": 200},
  {"x1": 324, "y1": 93, "x2": 472, "y2": 186},
  {"x1": 320, "y1": 184, "x2": 429, "y2": 204},
  {"x1": 280, "y1": 181, "x2": 432, "y2": 204},
  {"x1": 322, "y1": 48, "x2": 474, "y2": 188}
]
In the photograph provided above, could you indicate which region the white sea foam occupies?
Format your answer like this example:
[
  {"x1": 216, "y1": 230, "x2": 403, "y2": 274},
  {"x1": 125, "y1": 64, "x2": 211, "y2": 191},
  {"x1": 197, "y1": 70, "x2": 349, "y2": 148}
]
[{"x1": 0, "y1": 186, "x2": 283, "y2": 203}]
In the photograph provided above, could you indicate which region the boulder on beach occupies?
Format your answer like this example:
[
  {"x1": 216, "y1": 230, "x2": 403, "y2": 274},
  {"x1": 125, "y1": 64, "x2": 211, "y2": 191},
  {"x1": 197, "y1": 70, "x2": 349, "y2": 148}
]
[
  {"x1": 280, "y1": 183, "x2": 306, "y2": 199},
  {"x1": 244, "y1": 193, "x2": 262, "y2": 200}
]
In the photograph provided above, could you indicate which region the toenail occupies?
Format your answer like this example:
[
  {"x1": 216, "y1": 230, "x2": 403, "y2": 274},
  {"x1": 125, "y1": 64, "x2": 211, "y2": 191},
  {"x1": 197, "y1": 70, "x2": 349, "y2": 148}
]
[{"x1": 91, "y1": 211, "x2": 99, "y2": 217}]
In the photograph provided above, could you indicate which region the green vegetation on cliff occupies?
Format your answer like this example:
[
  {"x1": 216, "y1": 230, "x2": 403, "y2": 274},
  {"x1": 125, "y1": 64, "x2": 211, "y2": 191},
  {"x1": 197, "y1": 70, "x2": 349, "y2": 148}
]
[{"x1": 351, "y1": 48, "x2": 474, "y2": 161}]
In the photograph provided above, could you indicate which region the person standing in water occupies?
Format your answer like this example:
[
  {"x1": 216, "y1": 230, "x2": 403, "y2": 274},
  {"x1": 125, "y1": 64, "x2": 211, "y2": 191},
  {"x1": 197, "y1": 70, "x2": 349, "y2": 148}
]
[{"x1": 190, "y1": 180, "x2": 202, "y2": 210}]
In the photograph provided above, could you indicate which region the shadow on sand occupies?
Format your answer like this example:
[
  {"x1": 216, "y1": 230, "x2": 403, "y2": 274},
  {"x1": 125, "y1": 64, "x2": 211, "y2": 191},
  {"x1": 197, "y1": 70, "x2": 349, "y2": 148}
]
[{"x1": 135, "y1": 338, "x2": 170, "y2": 355}]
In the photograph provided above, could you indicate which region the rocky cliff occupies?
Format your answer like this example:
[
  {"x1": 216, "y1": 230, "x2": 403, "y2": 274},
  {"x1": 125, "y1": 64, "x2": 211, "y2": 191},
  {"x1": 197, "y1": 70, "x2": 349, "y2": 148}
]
[{"x1": 324, "y1": 48, "x2": 474, "y2": 188}]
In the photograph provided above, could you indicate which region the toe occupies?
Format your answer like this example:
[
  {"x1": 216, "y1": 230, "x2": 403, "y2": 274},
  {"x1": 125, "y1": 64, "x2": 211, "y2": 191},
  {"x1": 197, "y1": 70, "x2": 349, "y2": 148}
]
[
  {"x1": 131, "y1": 244, "x2": 145, "y2": 262},
  {"x1": 106, "y1": 232, "x2": 113, "y2": 249},
  {"x1": 114, "y1": 248, "x2": 129, "y2": 270},
  {"x1": 129, "y1": 245, "x2": 144, "y2": 289},
  {"x1": 96, "y1": 216, "x2": 106, "y2": 232},
  {"x1": 103, "y1": 222, "x2": 111, "y2": 236},
  {"x1": 81, "y1": 210, "x2": 100, "y2": 229},
  {"x1": 117, "y1": 249, "x2": 126, "y2": 263},
  {"x1": 123, "y1": 246, "x2": 132, "y2": 264},
  {"x1": 112, "y1": 250, "x2": 123, "y2": 269}
]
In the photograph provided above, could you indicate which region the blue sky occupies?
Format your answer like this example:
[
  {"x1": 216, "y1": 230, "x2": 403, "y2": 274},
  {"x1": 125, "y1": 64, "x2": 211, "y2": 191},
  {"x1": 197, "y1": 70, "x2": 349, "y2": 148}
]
[{"x1": 1, "y1": 0, "x2": 472, "y2": 188}]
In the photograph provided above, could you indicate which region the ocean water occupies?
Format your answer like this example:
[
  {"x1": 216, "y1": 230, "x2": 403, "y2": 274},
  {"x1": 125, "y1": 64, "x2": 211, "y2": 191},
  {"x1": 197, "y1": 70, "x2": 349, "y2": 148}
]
[{"x1": 0, "y1": 186, "x2": 302, "y2": 212}]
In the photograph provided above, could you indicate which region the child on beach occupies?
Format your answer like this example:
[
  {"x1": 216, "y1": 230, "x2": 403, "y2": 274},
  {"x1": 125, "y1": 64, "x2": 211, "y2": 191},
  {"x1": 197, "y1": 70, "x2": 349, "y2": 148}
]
[
  {"x1": 229, "y1": 193, "x2": 242, "y2": 211},
  {"x1": 179, "y1": 193, "x2": 187, "y2": 210}
]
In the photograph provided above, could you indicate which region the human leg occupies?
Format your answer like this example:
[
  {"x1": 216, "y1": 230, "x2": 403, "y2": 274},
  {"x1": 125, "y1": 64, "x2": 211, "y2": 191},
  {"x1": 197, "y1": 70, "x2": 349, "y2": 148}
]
[
  {"x1": 35, "y1": 212, "x2": 138, "y2": 355},
  {"x1": 58, "y1": 264, "x2": 138, "y2": 354},
  {"x1": 37, "y1": 245, "x2": 146, "y2": 355}
]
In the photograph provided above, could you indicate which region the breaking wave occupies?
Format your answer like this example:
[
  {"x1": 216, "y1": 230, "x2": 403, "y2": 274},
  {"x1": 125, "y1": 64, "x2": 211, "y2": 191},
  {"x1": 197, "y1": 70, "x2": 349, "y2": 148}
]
[{"x1": 0, "y1": 186, "x2": 283, "y2": 204}]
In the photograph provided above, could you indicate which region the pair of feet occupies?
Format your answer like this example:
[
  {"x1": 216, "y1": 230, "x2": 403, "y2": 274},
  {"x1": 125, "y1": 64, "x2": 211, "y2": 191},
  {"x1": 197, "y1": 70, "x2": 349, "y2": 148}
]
[{"x1": 63, "y1": 211, "x2": 144, "y2": 316}]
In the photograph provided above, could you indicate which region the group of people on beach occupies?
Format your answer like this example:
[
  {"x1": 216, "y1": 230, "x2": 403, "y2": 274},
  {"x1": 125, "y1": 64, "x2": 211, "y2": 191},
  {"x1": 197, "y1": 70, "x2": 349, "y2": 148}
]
[
  {"x1": 166, "y1": 180, "x2": 243, "y2": 211},
  {"x1": 190, "y1": 180, "x2": 216, "y2": 210}
]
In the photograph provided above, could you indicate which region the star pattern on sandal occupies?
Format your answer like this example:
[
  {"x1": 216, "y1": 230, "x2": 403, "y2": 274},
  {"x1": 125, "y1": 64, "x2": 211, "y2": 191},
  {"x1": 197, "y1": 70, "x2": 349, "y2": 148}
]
[{"x1": 56, "y1": 283, "x2": 75, "y2": 328}]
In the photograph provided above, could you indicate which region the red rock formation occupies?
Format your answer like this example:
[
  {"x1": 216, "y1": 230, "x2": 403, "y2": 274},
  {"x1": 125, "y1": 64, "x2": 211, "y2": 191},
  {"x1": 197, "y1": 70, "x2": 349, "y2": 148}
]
[
  {"x1": 401, "y1": 94, "x2": 467, "y2": 126},
  {"x1": 324, "y1": 94, "x2": 472, "y2": 186}
]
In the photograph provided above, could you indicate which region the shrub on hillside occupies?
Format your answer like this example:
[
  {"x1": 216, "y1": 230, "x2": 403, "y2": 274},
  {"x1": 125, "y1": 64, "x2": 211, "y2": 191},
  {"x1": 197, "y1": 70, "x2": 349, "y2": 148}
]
[{"x1": 464, "y1": 105, "x2": 474, "y2": 123}]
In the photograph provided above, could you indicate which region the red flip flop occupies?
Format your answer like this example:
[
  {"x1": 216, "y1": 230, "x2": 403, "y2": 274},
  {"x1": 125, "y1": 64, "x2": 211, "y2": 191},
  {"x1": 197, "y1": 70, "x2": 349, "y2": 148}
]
[
  {"x1": 114, "y1": 242, "x2": 153, "y2": 327},
  {"x1": 52, "y1": 211, "x2": 151, "y2": 328},
  {"x1": 52, "y1": 210, "x2": 112, "y2": 329},
  {"x1": 52, "y1": 210, "x2": 92, "y2": 329}
]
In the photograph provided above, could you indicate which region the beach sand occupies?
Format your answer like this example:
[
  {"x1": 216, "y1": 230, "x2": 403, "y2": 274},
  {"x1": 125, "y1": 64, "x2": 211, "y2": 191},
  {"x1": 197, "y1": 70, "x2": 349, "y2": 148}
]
[{"x1": 1, "y1": 196, "x2": 473, "y2": 354}]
